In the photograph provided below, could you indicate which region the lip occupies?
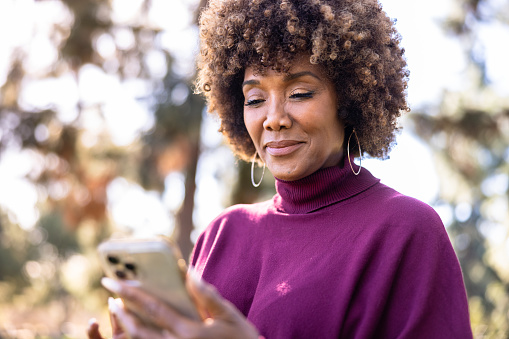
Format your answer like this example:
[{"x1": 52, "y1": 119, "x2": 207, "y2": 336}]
[{"x1": 265, "y1": 140, "x2": 304, "y2": 156}]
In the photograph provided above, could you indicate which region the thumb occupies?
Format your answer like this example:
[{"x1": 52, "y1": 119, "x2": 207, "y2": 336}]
[{"x1": 186, "y1": 270, "x2": 240, "y2": 322}]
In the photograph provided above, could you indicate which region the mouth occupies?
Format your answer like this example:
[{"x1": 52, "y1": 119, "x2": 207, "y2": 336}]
[{"x1": 264, "y1": 140, "x2": 304, "y2": 156}]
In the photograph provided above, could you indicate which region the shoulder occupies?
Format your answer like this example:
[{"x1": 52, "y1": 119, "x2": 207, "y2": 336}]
[
  {"x1": 359, "y1": 186, "x2": 472, "y2": 338},
  {"x1": 354, "y1": 183, "x2": 447, "y2": 245},
  {"x1": 209, "y1": 199, "x2": 273, "y2": 228},
  {"x1": 366, "y1": 183, "x2": 443, "y2": 226},
  {"x1": 190, "y1": 199, "x2": 272, "y2": 266}
]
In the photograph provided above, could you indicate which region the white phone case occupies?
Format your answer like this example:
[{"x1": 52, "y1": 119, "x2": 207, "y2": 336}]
[{"x1": 98, "y1": 237, "x2": 200, "y2": 323}]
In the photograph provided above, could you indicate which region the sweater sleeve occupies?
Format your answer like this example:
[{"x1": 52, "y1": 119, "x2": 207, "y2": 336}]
[
  {"x1": 368, "y1": 198, "x2": 472, "y2": 338},
  {"x1": 189, "y1": 216, "x2": 221, "y2": 274}
]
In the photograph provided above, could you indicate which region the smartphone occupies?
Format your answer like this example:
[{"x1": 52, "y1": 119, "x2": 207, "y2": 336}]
[{"x1": 97, "y1": 236, "x2": 201, "y2": 324}]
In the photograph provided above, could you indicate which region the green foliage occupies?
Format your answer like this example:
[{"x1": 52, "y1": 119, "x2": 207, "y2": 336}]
[
  {"x1": 39, "y1": 213, "x2": 80, "y2": 256},
  {"x1": 0, "y1": 210, "x2": 31, "y2": 290},
  {"x1": 0, "y1": 0, "x2": 207, "y2": 335}
]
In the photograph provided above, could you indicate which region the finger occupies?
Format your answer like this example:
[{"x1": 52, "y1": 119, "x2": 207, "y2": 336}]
[
  {"x1": 109, "y1": 298, "x2": 128, "y2": 337},
  {"x1": 102, "y1": 277, "x2": 195, "y2": 334},
  {"x1": 186, "y1": 271, "x2": 242, "y2": 323},
  {"x1": 108, "y1": 298, "x2": 130, "y2": 339},
  {"x1": 87, "y1": 318, "x2": 104, "y2": 339},
  {"x1": 109, "y1": 295, "x2": 168, "y2": 339},
  {"x1": 185, "y1": 269, "x2": 211, "y2": 321},
  {"x1": 186, "y1": 275, "x2": 261, "y2": 339}
]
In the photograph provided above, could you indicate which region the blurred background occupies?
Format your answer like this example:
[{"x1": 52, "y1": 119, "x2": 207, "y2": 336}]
[{"x1": 0, "y1": 0, "x2": 507, "y2": 337}]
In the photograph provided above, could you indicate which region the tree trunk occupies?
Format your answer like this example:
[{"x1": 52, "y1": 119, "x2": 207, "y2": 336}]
[
  {"x1": 176, "y1": 136, "x2": 199, "y2": 262},
  {"x1": 175, "y1": 93, "x2": 204, "y2": 262}
]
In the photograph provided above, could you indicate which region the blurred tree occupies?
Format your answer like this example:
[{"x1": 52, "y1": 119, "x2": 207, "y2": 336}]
[
  {"x1": 0, "y1": 0, "x2": 207, "y2": 251},
  {"x1": 140, "y1": 59, "x2": 205, "y2": 259},
  {"x1": 410, "y1": 0, "x2": 509, "y2": 336},
  {"x1": 0, "y1": 0, "x2": 210, "y2": 335}
]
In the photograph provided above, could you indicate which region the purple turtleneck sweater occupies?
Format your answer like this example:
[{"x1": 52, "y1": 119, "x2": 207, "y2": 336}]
[{"x1": 191, "y1": 162, "x2": 472, "y2": 338}]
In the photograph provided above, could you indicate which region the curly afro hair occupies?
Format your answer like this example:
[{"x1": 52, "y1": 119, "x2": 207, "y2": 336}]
[{"x1": 196, "y1": 0, "x2": 409, "y2": 162}]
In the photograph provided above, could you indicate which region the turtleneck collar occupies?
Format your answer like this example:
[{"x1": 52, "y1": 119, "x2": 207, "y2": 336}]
[{"x1": 273, "y1": 157, "x2": 380, "y2": 214}]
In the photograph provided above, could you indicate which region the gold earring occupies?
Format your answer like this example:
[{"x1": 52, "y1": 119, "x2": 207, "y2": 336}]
[
  {"x1": 251, "y1": 152, "x2": 266, "y2": 187},
  {"x1": 347, "y1": 129, "x2": 362, "y2": 176}
]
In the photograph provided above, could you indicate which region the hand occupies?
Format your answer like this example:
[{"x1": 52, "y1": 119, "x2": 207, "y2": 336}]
[
  {"x1": 87, "y1": 299, "x2": 128, "y2": 339},
  {"x1": 99, "y1": 273, "x2": 261, "y2": 339}
]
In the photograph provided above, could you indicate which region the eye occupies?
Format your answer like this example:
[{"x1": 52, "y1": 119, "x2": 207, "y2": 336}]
[
  {"x1": 290, "y1": 91, "x2": 315, "y2": 99},
  {"x1": 244, "y1": 99, "x2": 265, "y2": 106}
]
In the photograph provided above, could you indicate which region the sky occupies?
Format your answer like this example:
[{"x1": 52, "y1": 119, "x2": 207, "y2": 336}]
[{"x1": 0, "y1": 0, "x2": 508, "y2": 237}]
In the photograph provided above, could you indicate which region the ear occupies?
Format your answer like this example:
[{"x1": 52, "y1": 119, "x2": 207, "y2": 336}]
[{"x1": 337, "y1": 106, "x2": 350, "y2": 120}]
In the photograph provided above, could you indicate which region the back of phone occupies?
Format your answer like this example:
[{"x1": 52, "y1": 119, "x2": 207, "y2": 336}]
[{"x1": 98, "y1": 237, "x2": 200, "y2": 321}]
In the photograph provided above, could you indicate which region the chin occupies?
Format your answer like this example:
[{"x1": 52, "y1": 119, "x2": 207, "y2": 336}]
[
  {"x1": 268, "y1": 160, "x2": 317, "y2": 181},
  {"x1": 275, "y1": 174, "x2": 296, "y2": 181},
  {"x1": 272, "y1": 168, "x2": 309, "y2": 182}
]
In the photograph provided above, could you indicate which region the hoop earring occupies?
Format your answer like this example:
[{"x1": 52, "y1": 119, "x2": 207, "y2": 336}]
[
  {"x1": 251, "y1": 152, "x2": 266, "y2": 187},
  {"x1": 347, "y1": 129, "x2": 362, "y2": 176}
]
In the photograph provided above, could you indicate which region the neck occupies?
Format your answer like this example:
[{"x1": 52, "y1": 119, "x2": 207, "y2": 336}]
[{"x1": 272, "y1": 157, "x2": 379, "y2": 214}]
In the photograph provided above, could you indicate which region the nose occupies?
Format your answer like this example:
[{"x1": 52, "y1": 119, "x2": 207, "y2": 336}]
[{"x1": 263, "y1": 96, "x2": 292, "y2": 131}]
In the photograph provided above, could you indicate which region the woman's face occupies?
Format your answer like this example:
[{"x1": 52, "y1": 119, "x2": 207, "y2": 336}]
[{"x1": 243, "y1": 55, "x2": 345, "y2": 181}]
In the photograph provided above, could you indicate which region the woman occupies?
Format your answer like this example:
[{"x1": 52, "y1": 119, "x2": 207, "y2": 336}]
[{"x1": 88, "y1": 0, "x2": 473, "y2": 338}]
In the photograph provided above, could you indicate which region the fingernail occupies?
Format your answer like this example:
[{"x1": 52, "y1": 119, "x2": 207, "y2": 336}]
[
  {"x1": 114, "y1": 297, "x2": 124, "y2": 307},
  {"x1": 102, "y1": 277, "x2": 122, "y2": 294},
  {"x1": 108, "y1": 297, "x2": 121, "y2": 314},
  {"x1": 123, "y1": 280, "x2": 141, "y2": 288},
  {"x1": 88, "y1": 318, "x2": 97, "y2": 327}
]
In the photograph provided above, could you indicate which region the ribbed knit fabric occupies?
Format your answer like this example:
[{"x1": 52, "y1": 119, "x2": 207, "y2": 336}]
[
  {"x1": 191, "y1": 160, "x2": 473, "y2": 339},
  {"x1": 273, "y1": 160, "x2": 377, "y2": 214}
]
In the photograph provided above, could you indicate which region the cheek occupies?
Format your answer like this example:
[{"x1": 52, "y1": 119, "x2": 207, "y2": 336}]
[
  {"x1": 319, "y1": 107, "x2": 344, "y2": 145},
  {"x1": 329, "y1": 121, "x2": 345, "y2": 151},
  {"x1": 243, "y1": 112, "x2": 260, "y2": 140}
]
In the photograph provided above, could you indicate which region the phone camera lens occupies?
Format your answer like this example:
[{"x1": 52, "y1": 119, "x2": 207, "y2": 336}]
[
  {"x1": 115, "y1": 270, "x2": 127, "y2": 279},
  {"x1": 125, "y1": 263, "x2": 136, "y2": 272},
  {"x1": 107, "y1": 255, "x2": 120, "y2": 264}
]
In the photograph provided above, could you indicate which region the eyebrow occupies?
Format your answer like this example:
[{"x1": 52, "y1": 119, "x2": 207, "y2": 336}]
[
  {"x1": 242, "y1": 71, "x2": 322, "y2": 88},
  {"x1": 242, "y1": 79, "x2": 260, "y2": 87},
  {"x1": 284, "y1": 71, "x2": 321, "y2": 82}
]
